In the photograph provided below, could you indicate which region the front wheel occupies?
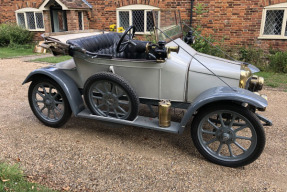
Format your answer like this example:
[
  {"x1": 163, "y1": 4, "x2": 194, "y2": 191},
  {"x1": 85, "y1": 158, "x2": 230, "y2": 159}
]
[
  {"x1": 28, "y1": 78, "x2": 72, "y2": 128},
  {"x1": 191, "y1": 104, "x2": 265, "y2": 167}
]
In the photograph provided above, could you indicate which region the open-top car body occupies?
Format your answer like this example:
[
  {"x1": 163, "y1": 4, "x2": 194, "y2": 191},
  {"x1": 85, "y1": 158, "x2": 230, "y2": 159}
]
[{"x1": 23, "y1": 9, "x2": 271, "y2": 167}]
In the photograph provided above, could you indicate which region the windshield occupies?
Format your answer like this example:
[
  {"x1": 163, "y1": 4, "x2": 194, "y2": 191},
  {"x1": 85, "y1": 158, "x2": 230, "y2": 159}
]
[{"x1": 152, "y1": 9, "x2": 183, "y2": 42}]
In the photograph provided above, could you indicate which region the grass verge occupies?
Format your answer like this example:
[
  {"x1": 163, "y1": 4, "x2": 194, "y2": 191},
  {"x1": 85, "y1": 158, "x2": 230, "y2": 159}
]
[
  {"x1": 256, "y1": 72, "x2": 287, "y2": 91},
  {"x1": 0, "y1": 47, "x2": 37, "y2": 59},
  {"x1": 0, "y1": 162, "x2": 56, "y2": 191},
  {"x1": 30, "y1": 55, "x2": 72, "y2": 63}
]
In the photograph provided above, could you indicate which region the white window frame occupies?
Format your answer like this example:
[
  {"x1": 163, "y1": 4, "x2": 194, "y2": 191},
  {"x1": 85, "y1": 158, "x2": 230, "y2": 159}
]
[
  {"x1": 15, "y1": 8, "x2": 45, "y2": 31},
  {"x1": 78, "y1": 11, "x2": 84, "y2": 30},
  {"x1": 259, "y1": 3, "x2": 287, "y2": 39},
  {"x1": 116, "y1": 5, "x2": 160, "y2": 34}
]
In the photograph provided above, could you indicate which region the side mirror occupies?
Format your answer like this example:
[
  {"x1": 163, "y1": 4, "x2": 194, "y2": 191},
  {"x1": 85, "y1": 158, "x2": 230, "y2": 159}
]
[{"x1": 184, "y1": 31, "x2": 195, "y2": 45}]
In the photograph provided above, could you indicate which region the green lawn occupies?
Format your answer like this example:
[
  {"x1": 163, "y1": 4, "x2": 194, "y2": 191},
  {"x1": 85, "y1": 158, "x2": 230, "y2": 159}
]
[
  {"x1": 255, "y1": 72, "x2": 287, "y2": 91},
  {"x1": 0, "y1": 162, "x2": 56, "y2": 192},
  {"x1": 0, "y1": 47, "x2": 37, "y2": 58},
  {"x1": 30, "y1": 55, "x2": 72, "y2": 63}
]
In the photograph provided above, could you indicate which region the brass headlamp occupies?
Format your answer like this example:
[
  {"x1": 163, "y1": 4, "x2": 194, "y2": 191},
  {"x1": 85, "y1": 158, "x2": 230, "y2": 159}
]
[
  {"x1": 239, "y1": 64, "x2": 252, "y2": 88},
  {"x1": 166, "y1": 46, "x2": 180, "y2": 59},
  {"x1": 249, "y1": 75, "x2": 264, "y2": 91}
]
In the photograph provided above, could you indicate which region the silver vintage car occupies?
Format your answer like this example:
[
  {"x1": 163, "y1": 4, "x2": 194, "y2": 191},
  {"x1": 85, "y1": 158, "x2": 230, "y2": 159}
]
[{"x1": 23, "y1": 10, "x2": 271, "y2": 167}]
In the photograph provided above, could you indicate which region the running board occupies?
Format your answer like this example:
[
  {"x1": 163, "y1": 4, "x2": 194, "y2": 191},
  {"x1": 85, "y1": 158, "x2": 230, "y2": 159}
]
[
  {"x1": 256, "y1": 113, "x2": 273, "y2": 126},
  {"x1": 77, "y1": 109, "x2": 181, "y2": 134}
]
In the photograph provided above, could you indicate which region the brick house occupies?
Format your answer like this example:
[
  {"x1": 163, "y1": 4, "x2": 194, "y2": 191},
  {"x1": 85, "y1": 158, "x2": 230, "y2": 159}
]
[
  {"x1": 193, "y1": 0, "x2": 287, "y2": 51},
  {"x1": 0, "y1": 0, "x2": 286, "y2": 50}
]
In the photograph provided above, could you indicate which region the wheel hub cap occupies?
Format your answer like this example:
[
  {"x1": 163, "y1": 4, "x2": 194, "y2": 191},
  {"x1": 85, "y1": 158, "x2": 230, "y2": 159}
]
[
  {"x1": 216, "y1": 128, "x2": 235, "y2": 144},
  {"x1": 45, "y1": 99, "x2": 52, "y2": 106},
  {"x1": 44, "y1": 96, "x2": 55, "y2": 110},
  {"x1": 103, "y1": 94, "x2": 118, "y2": 106},
  {"x1": 222, "y1": 133, "x2": 230, "y2": 142}
]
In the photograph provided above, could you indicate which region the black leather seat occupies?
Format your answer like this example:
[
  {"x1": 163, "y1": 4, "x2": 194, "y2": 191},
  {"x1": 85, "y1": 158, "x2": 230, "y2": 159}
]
[
  {"x1": 67, "y1": 33, "x2": 126, "y2": 58},
  {"x1": 67, "y1": 33, "x2": 151, "y2": 60}
]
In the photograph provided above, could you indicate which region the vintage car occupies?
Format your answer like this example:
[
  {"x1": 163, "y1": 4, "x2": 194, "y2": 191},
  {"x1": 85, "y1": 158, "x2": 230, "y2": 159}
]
[{"x1": 23, "y1": 10, "x2": 271, "y2": 167}]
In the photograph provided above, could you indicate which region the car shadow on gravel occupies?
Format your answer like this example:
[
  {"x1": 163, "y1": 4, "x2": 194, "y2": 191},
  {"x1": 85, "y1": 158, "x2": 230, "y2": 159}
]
[{"x1": 63, "y1": 107, "x2": 201, "y2": 160}]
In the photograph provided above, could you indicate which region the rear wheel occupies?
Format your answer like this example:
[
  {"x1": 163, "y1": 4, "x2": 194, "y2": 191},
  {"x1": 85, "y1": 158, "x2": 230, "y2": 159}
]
[
  {"x1": 84, "y1": 72, "x2": 139, "y2": 120},
  {"x1": 28, "y1": 78, "x2": 72, "y2": 128},
  {"x1": 191, "y1": 104, "x2": 265, "y2": 167}
]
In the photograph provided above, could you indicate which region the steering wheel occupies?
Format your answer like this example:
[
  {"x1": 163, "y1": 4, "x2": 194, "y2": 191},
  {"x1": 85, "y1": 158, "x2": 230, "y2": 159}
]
[{"x1": 116, "y1": 25, "x2": 136, "y2": 53}]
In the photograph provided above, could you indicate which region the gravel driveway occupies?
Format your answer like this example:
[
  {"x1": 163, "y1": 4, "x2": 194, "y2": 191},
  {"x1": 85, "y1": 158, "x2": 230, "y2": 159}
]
[{"x1": 0, "y1": 58, "x2": 286, "y2": 191}]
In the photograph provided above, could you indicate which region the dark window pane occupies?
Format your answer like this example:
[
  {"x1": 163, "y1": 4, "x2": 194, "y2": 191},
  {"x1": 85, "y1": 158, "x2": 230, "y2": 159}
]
[
  {"x1": 26, "y1": 12, "x2": 36, "y2": 29},
  {"x1": 35, "y1": 13, "x2": 44, "y2": 29},
  {"x1": 78, "y1": 12, "x2": 83, "y2": 30},
  {"x1": 17, "y1": 13, "x2": 26, "y2": 28},
  {"x1": 132, "y1": 10, "x2": 144, "y2": 32},
  {"x1": 146, "y1": 11, "x2": 154, "y2": 31},
  {"x1": 119, "y1": 11, "x2": 129, "y2": 30},
  {"x1": 263, "y1": 10, "x2": 284, "y2": 35}
]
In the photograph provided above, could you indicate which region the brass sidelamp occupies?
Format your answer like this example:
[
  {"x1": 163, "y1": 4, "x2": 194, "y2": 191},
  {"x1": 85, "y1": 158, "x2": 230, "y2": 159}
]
[{"x1": 158, "y1": 100, "x2": 171, "y2": 127}]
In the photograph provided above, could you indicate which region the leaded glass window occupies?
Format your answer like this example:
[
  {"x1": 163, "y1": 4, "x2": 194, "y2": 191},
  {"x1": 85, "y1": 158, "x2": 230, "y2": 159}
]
[
  {"x1": 263, "y1": 10, "x2": 284, "y2": 35},
  {"x1": 117, "y1": 5, "x2": 160, "y2": 34},
  {"x1": 119, "y1": 11, "x2": 129, "y2": 30},
  {"x1": 132, "y1": 10, "x2": 144, "y2": 32},
  {"x1": 15, "y1": 8, "x2": 45, "y2": 31},
  {"x1": 17, "y1": 13, "x2": 26, "y2": 28},
  {"x1": 78, "y1": 12, "x2": 83, "y2": 30},
  {"x1": 260, "y1": 3, "x2": 287, "y2": 39},
  {"x1": 26, "y1": 12, "x2": 36, "y2": 29},
  {"x1": 35, "y1": 13, "x2": 44, "y2": 29}
]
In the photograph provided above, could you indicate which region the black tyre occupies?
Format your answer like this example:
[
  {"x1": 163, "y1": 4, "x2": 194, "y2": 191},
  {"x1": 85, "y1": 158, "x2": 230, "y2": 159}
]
[
  {"x1": 84, "y1": 72, "x2": 139, "y2": 120},
  {"x1": 28, "y1": 78, "x2": 72, "y2": 128},
  {"x1": 191, "y1": 104, "x2": 265, "y2": 167}
]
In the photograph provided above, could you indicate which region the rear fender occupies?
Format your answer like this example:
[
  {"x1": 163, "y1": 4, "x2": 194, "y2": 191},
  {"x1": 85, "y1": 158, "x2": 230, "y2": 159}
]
[
  {"x1": 179, "y1": 86, "x2": 267, "y2": 134},
  {"x1": 23, "y1": 67, "x2": 85, "y2": 116}
]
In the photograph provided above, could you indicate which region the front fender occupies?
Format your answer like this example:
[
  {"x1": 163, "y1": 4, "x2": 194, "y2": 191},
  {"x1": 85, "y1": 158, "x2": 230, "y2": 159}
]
[
  {"x1": 23, "y1": 66, "x2": 85, "y2": 115},
  {"x1": 179, "y1": 86, "x2": 267, "y2": 134}
]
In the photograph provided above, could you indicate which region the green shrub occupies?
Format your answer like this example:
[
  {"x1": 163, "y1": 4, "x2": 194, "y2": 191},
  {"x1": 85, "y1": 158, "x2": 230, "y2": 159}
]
[
  {"x1": 268, "y1": 46, "x2": 280, "y2": 55},
  {"x1": 191, "y1": 35, "x2": 227, "y2": 58},
  {"x1": 0, "y1": 24, "x2": 10, "y2": 46},
  {"x1": 189, "y1": 28, "x2": 287, "y2": 73},
  {"x1": 238, "y1": 46, "x2": 267, "y2": 71},
  {"x1": 268, "y1": 51, "x2": 287, "y2": 73},
  {"x1": 0, "y1": 23, "x2": 33, "y2": 47}
]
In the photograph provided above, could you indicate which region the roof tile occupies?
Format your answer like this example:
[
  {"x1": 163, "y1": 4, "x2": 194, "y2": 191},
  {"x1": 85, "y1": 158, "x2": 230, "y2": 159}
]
[{"x1": 60, "y1": 0, "x2": 91, "y2": 9}]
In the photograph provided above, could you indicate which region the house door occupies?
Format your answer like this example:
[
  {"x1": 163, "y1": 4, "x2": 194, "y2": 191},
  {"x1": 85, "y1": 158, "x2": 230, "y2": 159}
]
[{"x1": 50, "y1": 6, "x2": 67, "y2": 32}]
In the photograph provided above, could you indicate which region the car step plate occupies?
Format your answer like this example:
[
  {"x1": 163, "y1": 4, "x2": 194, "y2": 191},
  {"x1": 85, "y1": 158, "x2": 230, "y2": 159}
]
[{"x1": 77, "y1": 109, "x2": 180, "y2": 134}]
